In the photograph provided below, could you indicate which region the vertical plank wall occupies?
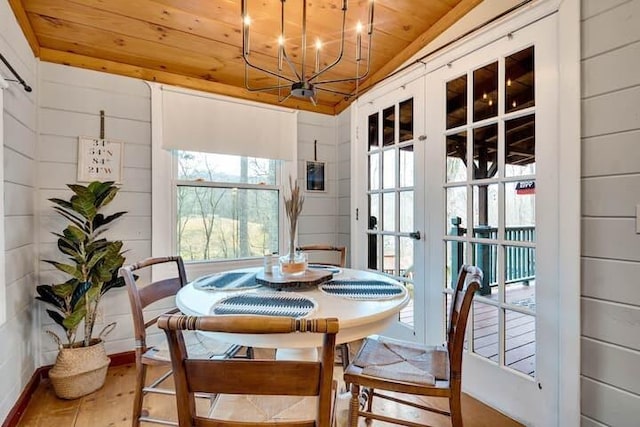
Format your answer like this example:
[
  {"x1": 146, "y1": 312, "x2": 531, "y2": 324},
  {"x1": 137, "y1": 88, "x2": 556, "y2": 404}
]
[
  {"x1": 581, "y1": 0, "x2": 640, "y2": 425},
  {"x1": 0, "y1": 0, "x2": 37, "y2": 420}
]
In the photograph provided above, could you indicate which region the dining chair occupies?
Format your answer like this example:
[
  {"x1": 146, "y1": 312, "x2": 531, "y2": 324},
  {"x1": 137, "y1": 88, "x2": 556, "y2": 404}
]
[
  {"x1": 119, "y1": 256, "x2": 253, "y2": 426},
  {"x1": 158, "y1": 314, "x2": 339, "y2": 427},
  {"x1": 297, "y1": 244, "x2": 347, "y2": 268},
  {"x1": 343, "y1": 265, "x2": 482, "y2": 427},
  {"x1": 297, "y1": 244, "x2": 351, "y2": 379}
]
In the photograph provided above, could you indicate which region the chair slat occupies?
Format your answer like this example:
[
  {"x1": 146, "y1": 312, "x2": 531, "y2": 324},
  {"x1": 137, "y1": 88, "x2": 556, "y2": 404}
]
[{"x1": 185, "y1": 360, "x2": 321, "y2": 395}]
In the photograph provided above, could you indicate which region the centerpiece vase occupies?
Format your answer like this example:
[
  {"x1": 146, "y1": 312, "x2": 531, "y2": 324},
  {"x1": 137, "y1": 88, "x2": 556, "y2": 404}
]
[
  {"x1": 279, "y1": 232, "x2": 307, "y2": 276},
  {"x1": 280, "y1": 176, "x2": 307, "y2": 276}
]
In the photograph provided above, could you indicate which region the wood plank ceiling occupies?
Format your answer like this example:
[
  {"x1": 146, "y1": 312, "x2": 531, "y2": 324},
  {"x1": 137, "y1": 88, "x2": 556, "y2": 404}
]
[{"x1": 9, "y1": 0, "x2": 482, "y2": 115}]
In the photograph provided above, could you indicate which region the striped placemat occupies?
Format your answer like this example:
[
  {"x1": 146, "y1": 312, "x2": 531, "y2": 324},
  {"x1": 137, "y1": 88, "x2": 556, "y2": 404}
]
[
  {"x1": 192, "y1": 272, "x2": 260, "y2": 291},
  {"x1": 320, "y1": 280, "x2": 405, "y2": 300},
  {"x1": 211, "y1": 292, "x2": 316, "y2": 318}
]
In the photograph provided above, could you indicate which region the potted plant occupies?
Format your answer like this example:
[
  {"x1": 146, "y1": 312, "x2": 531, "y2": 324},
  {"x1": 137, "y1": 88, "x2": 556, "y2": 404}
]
[{"x1": 36, "y1": 181, "x2": 127, "y2": 399}]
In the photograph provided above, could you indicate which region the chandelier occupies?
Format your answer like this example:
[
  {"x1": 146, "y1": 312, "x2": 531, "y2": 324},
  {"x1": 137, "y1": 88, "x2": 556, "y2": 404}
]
[{"x1": 241, "y1": 0, "x2": 375, "y2": 105}]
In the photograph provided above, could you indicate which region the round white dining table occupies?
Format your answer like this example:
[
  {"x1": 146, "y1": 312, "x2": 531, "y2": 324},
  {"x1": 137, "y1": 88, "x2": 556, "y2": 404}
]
[{"x1": 176, "y1": 267, "x2": 410, "y2": 360}]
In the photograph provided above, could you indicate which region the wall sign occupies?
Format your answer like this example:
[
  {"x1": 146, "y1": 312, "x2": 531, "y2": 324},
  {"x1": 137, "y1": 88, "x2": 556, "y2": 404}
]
[
  {"x1": 515, "y1": 180, "x2": 535, "y2": 195},
  {"x1": 77, "y1": 137, "x2": 124, "y2": 183}
]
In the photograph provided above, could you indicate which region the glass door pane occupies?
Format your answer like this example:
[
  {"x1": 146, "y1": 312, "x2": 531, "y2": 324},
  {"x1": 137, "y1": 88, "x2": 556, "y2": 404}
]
[
  {"x1": 367, "y1": 96, "x2": 418, "y2": 330},
  {"x1": 442, "y1": 46, "x2": 537, "y2": 378}
]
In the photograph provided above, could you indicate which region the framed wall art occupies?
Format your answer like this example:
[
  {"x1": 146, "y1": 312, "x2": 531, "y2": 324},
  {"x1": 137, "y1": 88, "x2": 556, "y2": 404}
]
[
  {"x1": 306, "y1": 160, "x2": 325, "y2": 192},
  {"x1": 77, "y1": 137, "x2": 124, "y2": 183}
]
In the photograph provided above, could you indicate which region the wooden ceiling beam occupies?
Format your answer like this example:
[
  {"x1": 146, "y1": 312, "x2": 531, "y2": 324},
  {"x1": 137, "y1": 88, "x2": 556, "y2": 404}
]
[
  {"x1": 39, "y1": 48, "x2": 337, "y2": 115},
  {"x1": 333, "y1": 0, "x2": 482, "y2": 114}
]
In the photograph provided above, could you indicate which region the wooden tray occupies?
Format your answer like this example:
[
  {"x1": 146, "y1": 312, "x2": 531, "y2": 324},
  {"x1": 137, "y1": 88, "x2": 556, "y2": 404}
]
[{"x1": 255, "y1": 269, "x2": 333, "y2": 291}]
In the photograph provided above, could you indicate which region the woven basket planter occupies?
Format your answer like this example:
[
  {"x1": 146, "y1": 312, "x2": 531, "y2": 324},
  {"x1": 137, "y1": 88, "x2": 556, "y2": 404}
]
[{"x1": 48, "y1": 339, "x2": 110, "y2": 399}]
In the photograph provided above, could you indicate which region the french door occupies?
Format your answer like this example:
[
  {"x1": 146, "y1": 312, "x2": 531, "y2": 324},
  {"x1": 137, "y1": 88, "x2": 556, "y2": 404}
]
[
  {"x1": 424, "y1": 15, "x2": 559, "y2": 425},
  {"x1": 355, "y1": 78, "x2": 426, "y2": 342}
]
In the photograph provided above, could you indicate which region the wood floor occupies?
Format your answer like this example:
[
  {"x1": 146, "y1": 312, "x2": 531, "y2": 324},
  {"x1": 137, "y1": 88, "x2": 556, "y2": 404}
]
[{"x1": 18, "y1": 349, "x2": 523, "y2": 427}]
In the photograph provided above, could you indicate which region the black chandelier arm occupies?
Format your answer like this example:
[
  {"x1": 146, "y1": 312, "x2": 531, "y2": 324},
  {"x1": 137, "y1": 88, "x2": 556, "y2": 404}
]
[
  {"x1": 281, "y1": 48, "x2": 302, "y2": 81},
  {"x1": 244, "y1": 67, "x2": 293, "y2": 92},
  {"x1": 314, "y1": 85, "x2": 354, "y2": 97},
  {"x1": 308, "y1": 4, "x2": 347, "y2": 82},
  {"x1": 243, "y1": 53, "x2": 298, "y2": 84},
  {"x1": 311, "y1": 29, "x2": 373, "y2": 85}
]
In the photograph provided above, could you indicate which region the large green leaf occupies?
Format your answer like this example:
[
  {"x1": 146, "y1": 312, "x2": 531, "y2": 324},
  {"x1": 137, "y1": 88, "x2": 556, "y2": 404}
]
[
  {"x1": 57, "y1": 237, "x2": 83, "y2": 261},
  {"x1": 86, "y1": 250, "x2": 108, "y2": 272},
  {"x1": 63, "y1": 306, "x2": 87, "y2": 330},
  {"x1": 68, "y1": 184, "x2": 93, "y2": 199},
  {"x1": 52, "y1": 207, "x2": 87, "y2": 231},
  {"x1": 52, "y1": 280, "x2": 77, "y2": 298},
  {"x1": 94, "y1": 185, "x2": 119, "y2": 210},
  {"x1": 44, "y1": 260, "x2": 81, "y2": 279},
  {"x1": 70, "y1": 281, "x2": 92, "y2": 310},
  {"x1": 64, "y1": 225, "x2": 87, "y2": 243},
  {"x1": 101, "y1": 276, "x2": 126, "y2": 296},
  {"x1": 46, "y1": 309, "x2": 67, "y2": 330},
  {"x1": 93, "y1": 211, "x2": 126, "y2": 232},
  {"x1": 36, "y1": 285, "x2": 66, "y2": 310},
  {"x1": 71, "y1": 195, "x2": 97, "y2": 222}
]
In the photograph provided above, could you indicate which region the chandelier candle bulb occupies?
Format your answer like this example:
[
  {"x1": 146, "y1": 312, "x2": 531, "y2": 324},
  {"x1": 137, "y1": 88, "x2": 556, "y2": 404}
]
[
  {"x1": 278, "y1": 35, "x2": 284, "y2": 71},
  {"x1": 315, "y1": 39, "x2": 321, "y2": 73},
  {"x1": 243, "y1": 15, "x2": 250, "y2": 55}
]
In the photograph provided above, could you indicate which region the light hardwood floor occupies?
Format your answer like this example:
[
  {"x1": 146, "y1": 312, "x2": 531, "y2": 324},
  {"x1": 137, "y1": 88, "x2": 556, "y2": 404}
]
[{"x1": 18, "y1": 349, "x2": 523, "y2": 427}]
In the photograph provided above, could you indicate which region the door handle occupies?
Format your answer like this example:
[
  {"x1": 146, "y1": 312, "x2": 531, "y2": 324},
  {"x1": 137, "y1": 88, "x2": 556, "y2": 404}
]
[{"x1": 409, "y1": 231, "x2": 421, "y2": 240}]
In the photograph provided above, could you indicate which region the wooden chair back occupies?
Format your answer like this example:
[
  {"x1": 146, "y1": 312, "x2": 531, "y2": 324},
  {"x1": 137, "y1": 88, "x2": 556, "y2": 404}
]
[
  {"x1": 158, "y1": 315, "x2": 339, "y2": 427},
  {"x1": 297, "y1": 244, "x2": 347, "y2": 267},
  {"x1": 119, "y1": 256, "x2": 188, "y2": 353},
  {"x1": 446, "y1": 265, "x2": 482, "y2": 384}
]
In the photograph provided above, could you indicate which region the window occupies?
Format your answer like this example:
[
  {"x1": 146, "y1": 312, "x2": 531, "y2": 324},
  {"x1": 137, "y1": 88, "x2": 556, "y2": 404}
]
[{"x1": 174, "y1": 151, "x2": 280, "y2": 262}]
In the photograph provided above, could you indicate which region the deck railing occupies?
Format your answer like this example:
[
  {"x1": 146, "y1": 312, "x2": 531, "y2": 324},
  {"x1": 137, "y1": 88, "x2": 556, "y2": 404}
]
[{"x1": 450, "y1": 218, "x2": 535, "y2": 294}]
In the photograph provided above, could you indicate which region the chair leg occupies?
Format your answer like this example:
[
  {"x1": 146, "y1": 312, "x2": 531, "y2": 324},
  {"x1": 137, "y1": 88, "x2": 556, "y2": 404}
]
[
  {"x1": 132, "y1": 360, "x2": 147, "y2": 427},
  {"x1": 340, "y1": 343, "x2": 351, "y2": 389},
  {"x1": 450, "y1": 387, "x2": 463, "y2": 427},
  {"x1": 349, "y1": 383, "x2": 361, "y2": 427},
  {"x1": 366, "y1": 388, "x2": 374, "y2": 413}
]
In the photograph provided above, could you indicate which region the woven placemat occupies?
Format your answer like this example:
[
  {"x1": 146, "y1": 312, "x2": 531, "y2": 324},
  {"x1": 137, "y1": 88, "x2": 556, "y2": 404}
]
[
  {"x1": 320, "y1": 280, "x2": 405, "y2": 300},
  {"x1": 308, "y1": 264, "x2": 342, "y2": 274},
  {"x1": 211, "y1": 292, "x2": 317, "y2": 318},
  {"x1": 192, "y1": 272, "x2": 260, "y2": 291}
]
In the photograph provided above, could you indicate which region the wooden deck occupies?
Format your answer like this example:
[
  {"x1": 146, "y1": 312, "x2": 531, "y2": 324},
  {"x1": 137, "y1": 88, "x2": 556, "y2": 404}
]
[{"x1": 399, "y1": 283, "x2": 536, "y2": 377}]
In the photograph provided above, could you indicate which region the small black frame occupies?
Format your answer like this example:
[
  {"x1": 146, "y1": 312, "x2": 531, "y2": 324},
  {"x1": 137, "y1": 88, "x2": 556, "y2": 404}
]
[{"x1": 306, "y1": 161, "x2": 326, "y2": 192}]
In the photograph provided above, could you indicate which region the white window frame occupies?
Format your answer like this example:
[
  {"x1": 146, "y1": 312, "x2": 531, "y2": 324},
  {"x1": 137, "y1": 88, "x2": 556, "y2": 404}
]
[{"x1": 149, "y1": 82, "x2": 295, "y2": 279}]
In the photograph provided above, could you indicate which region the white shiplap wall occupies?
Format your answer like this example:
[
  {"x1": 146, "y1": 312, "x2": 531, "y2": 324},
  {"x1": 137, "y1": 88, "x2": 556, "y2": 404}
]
[
  {"x1": 581, "y1": 0, "x2": 640, "y2": 425},
  {"x1": 37, "y1": 63, "x2": 152, "y2": 365},
  {"x1": 297, "y1": 111, "x2": 341, "y2": 248},
  {"x1": 336, "y1": 107, "x2": 351, "y2": 266},
  {"x1": 0, "y1": 0, "x2": 37, "y2": 421}
]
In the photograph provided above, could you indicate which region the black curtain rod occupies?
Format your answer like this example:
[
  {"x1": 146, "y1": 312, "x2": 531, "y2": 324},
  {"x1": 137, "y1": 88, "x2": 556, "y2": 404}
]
[{"x1": 0, "y1": 53, "x2": 32, "y2": 92}]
